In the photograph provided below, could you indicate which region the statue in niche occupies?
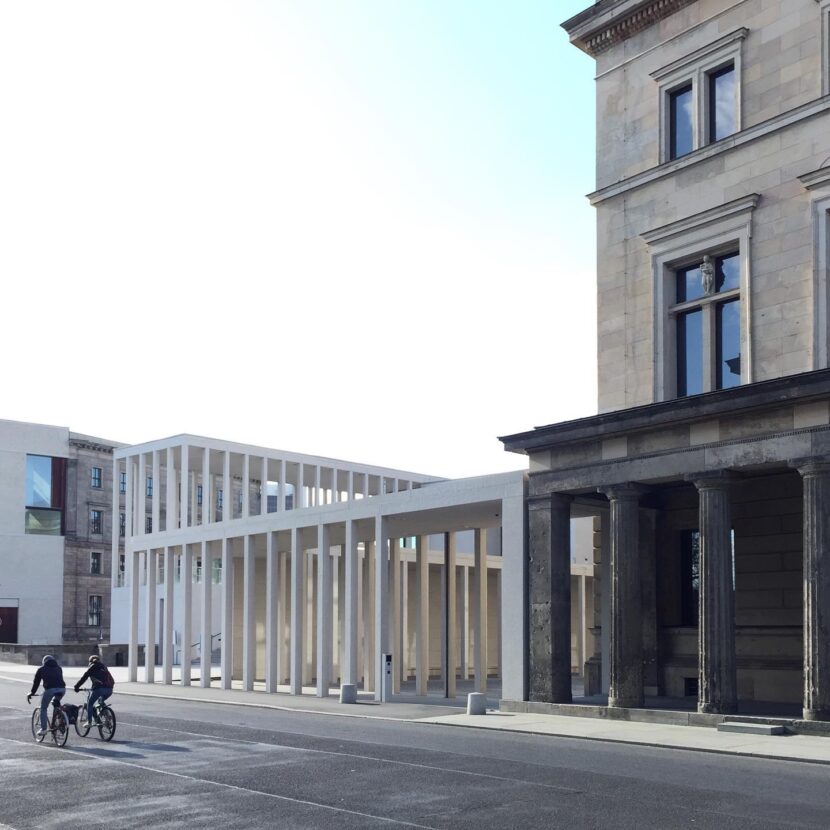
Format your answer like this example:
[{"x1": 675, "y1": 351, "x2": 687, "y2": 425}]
[{"x1": 701, "y1": 254, "x2": 715, "y2": 295}]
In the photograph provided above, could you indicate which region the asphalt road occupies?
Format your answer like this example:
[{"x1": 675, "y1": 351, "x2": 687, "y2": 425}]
[{"x1": 1, "y1": 677, "x2": 829, "y2": 829}]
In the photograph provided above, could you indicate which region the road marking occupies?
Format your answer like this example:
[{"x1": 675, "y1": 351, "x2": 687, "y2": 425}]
[
  {"x1": 0, "y1": 736, "x2": 438, "y2": 829},
  {"x1": 115, "y1": 718, "x2": 582, "y2": 794}
]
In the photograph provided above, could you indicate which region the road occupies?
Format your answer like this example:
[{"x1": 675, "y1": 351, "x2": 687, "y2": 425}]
[{"x1": 0, "y1": 676, "x2": 828, "y2": 829}]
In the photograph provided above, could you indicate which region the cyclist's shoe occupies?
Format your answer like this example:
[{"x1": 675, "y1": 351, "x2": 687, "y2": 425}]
[{"x1": 36, "y1": 728, "x2": 45, "y2": 737}]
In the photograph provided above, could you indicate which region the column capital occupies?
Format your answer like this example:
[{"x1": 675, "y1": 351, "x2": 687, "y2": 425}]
[
  {"x1": 792, "y1": 458, "x2": 830, "y2": 478},
  {"x1": 600, "y1": 482, "x2": 647, "y2": 502},
  {"x1": 687, "y1": 469, "x2": 739, "y2": 491},
  {"x1": 528, "y1": 492, "x2": 573, "y2": 511}
]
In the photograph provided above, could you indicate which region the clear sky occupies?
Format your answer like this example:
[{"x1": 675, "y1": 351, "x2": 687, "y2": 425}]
[{"x1": 0, "y1": 1, "x2": 597, "y2": 479}]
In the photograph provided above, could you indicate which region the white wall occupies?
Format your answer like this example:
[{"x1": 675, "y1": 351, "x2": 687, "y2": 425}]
[{"x1": 0, "y1": 419, "x2": 69, "y2": 643}]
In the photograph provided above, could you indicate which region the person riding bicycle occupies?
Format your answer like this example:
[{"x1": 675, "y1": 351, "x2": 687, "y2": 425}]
[
  {"x1": 27, "y1": 655, "x2": 66, "y2": 738},
  {"x1": 74, "y1": 655, "x2": 113, "y2": 725}
]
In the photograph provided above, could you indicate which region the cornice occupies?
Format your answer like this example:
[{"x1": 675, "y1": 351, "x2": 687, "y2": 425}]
[
  {"x1": 799, "y1": 166, "x2": 830, "y2": 191},
  {"x1": 641, "y1": 193, "x2": 759, "y2": 246},
  {"x1": 562, "y1": 0, "x2": 697, "y2": 57}
]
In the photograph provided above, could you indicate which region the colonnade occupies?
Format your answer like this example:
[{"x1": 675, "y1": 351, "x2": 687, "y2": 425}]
[
  {"x1": 531, "y1": 463, "x2": 830, "y2": 721},
  {"x1": 127, "y1": 523, "x2": 500, "y2": 699}
]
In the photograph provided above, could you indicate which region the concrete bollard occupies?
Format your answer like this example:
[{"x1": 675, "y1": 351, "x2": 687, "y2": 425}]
[
  {"x1": 340, "y1": 683, "x2": 358, "y2": 704},
  {"x1": 467, "y1": 692, "x2": 488, "y2": 715}
]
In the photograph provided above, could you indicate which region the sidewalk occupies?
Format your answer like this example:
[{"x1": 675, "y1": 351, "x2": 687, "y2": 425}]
[{"x1": 3, "y1": 661, "x2": 829, "y2": 766}]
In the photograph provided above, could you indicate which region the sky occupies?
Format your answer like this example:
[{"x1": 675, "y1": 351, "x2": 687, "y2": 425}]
[{"x1": 0, "y1": 1, "x2": 597, "y2": 479}]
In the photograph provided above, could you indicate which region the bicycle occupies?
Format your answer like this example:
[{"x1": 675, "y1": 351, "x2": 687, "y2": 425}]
[
  {"x1": 28, "y1": 694, "x2": 69, "y2": 747},
  {"x1": 75, "y1": 687, "x2": 116, "y2": 741}
]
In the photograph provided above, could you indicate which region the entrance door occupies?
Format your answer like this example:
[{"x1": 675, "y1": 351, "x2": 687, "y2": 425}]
[{"x1": 0, "y1": 607, "x2": 19, "y2": 644}]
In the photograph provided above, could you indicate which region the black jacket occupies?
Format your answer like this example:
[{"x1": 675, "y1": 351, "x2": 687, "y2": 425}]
[
  {"x1": 30, "y1": 658, "x2": 65, "y2": 695},
  {"x1": 74, "y1": 661, "x2": 111, "y2": 691}
]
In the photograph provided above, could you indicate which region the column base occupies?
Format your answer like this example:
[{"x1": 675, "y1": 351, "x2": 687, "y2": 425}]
[
  {"x1": 802, "y1": 708, "x2": 830, "y2": 722},
  {"x1": 608, "y1": 695, "x2": 643, "y2": 709}
]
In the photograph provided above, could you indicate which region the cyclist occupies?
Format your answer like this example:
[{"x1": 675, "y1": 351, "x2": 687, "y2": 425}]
[
  {"x1": 27, "y1": 655, "x2": 66, "y2": 738},
  {"x1": 73, "y1": 655, "x2": 113, "y2": 725}
]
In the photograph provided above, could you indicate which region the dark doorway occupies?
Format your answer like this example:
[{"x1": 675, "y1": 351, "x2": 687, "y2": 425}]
[{"x1": 0, "y1": 606, "x2": 19, "y2": 643}]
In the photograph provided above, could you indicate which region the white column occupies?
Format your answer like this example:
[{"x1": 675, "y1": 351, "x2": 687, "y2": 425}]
[
  {"x1": 332, "y1": 468, "x2": 339, "y2": 503},
  {"x1": 363, "y1": 542, "x2": 375, "y2": 689},
  {"x1": 279, "y1": 459, "x2": 287, "y2": 511},
  {"x1": 265, "y1": 531, "x2": 279, "y2": 692},
  {"x1": 137, "y1": 455, "x2": 147, "y2": 537},
  {"x1": 500, "y1": 491, "x2": 527, "y2": 702},
  {"x1": 314, "y1": 465, "x2": 321, "y2": 506},
  {"x1": 415, "y1": 535, "x2": 429, "y2": 696},
  {"x1": 289, "y1": 527, "x2": 304, "y2": 694},
  {"x1": 297, "y1": 463, "x2": 305, "y2": 509},
  {"x1": 261, "y1": 456, "x2": 268, "y2": 516},
  {"x1": 460, "y1": 566, "x2": 470, "y2": 679},
  {"x1": 181, "y1": 543, "x2": 193, "y2": 687},
  {"x1": 446, "y1": 532, "x2": 457, "y2": 698},
  {"x1": 278, "y1": 551, "x2": 289, "y2": 684},
  {"x1": 242, "y1": 454, "x2": 250, "y2": 519},
  {"x1": 392, "y1": 538, "x2": 403, "y2": 694},
  {"x1": 316, "y1": 524, "x2": 333, "y2": 696},
  {"x1": 145, "y1": 549, "x2": 157, "y2": 683},
  {"x1": 110, "y1": 458, "x2": 120, "y2": 591},
  {"x1": 162, "y1": 546, "x2": 174, "y2": 684},
  {"x1": 242, "y1": 534, "x2": 256, "y2": 691},
  {"x1": 200, "y1": 540, "x2": 212, "y2": 688},
  {"x1": 223, "y1": 451, "x2": 231, "y2": 522},
  {"x1": 166, "y1": 448, "x2": 176, "y2": 532},
  {"x1": 151, "y1": 450, "x2": 160, "y2": 534},
  {"x1": 203, "y1": 448, "x2": 212, "y2": 525},
  {"x1": 344, "y1": 520, "x2": 358, "y2": 685},
  {"x1": 473, "y1": 529, "x2": 488, "y2": 694},
  {"x1": 362, "y1": 474, "x2": 369, "y2": 499},
  {"x1": 180, "y1": 444, "x2": 190, "y2": 529},
  {"x1": 347, "y1": 470, "x2": 354, "y2": 503},
  {"x1": 374, "y1": 515, "x2": 389, "y2": 701},
  {"x1": 220, "y1": 537, "x2": 234, "y2": 689},
  {"x1": 304, "y1": 553, "x2": 315, "y2": 685},
  {"x1": 128, "y1": 547, "x2": 139, "y2": 681},
  {"x1": 125, "y1": 455, "x2": 134, "y2": 539}
]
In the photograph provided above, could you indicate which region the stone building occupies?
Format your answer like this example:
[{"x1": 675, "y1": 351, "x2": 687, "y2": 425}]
[
  {"x1": 501, "y1": 0, "x2": 830, "y2": 721},
  {"x1": 0, "y1": 418, "x2": 123, "y2": 650}
]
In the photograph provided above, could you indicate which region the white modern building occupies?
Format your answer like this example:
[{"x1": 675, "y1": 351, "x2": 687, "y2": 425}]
[{"x1": 109, "y1": 435, "x2": 531, "y2": 701}]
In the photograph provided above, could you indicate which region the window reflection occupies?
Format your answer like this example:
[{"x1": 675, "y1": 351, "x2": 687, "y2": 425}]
[
  {"x1": 670, "y1": 84, "x2": 694, "y2": 159},
  {"x1": 717, "y1": 299, "x2": 741, "y2": 389},
  {"x1": 677, "y1": 309, "x2": 703, "y2": 396},
  {"x1": 709, "y1": 65, "x2": 736, "y2": 142}
]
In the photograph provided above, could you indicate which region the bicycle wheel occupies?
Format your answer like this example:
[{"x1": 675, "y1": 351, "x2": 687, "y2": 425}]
[
  {"x1": 51, "y1": 709, "x2": 68, "y2": 747},
  {"x1": 97, "y1": 705, "x2": 116, "y2": 742},
  {"x1": 31, "y1": 708, "x2": 45, "y2": 743},
  {"x1": 74, "y1": 706, "x2": 91, "y2": 737}
]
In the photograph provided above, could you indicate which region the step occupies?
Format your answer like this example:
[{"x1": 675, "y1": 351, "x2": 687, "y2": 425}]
[{"x1": 717, "y1": 721, "x2": 788, "y2": 736}]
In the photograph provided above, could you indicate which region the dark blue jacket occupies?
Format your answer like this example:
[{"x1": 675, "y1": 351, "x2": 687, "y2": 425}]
[{"x1": 30, "y1": 657, "x2": 65, "y2": 695}]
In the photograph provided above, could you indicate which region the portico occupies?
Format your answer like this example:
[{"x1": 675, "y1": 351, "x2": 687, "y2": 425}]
[{"x1": 502, "y1": 370, "x2": 830, "y2": 721}]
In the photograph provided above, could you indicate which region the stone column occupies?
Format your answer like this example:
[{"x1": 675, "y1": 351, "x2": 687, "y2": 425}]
[
  {"x1": 527, "y1": 493, "x2": 572, "y2": 703},
  {"x1": 473, "y1": 529, "x2": 488, "y2": 694},
  {"x1": 316, "y1": 524, "x2": 333, "y2": 697},
  {"x1": 162, "y1": 546, "x2": 174, "y2": 685},
  {"x1": 415, "y1": 535, "x2": 430, "y2": 696},
  {"x1": 200, "y1": 540, "x2": 212, "y2": 689},
  {"x1": 798, "y1": 461, "x2": 830, "y2": 721},
  {"x1": 604, "y1": 485, "x2": 643, "y2": 709},
  {"x1": 343, "y1": 520, "x2": 359, "y2": 686},
  {"x1": 692, "y1": 473, "x2": 737, "y2": 715},
  {"x1": 289, "y1": 527, "x2": 304, "y2": 695},
  {"x1": 145, "y1": 549, "x2": 157, "y2": 683},
  {"x1": 220, "y1": 537, "x2": 234, "y2": 690},
  {"x1": 242, "y1": 535, "x2": 256, "y2": 691},
  {"x1": 181, "y1": 544, "x2": 193, "y2": 687}
]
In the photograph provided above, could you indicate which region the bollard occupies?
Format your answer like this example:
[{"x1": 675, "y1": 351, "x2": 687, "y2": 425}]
[
  {"x1": 340, "y1": 683, "x2": 357, "y2": 704},
  {"x1": 467, "y1": 692, "x2": 487, "y2": 715}
]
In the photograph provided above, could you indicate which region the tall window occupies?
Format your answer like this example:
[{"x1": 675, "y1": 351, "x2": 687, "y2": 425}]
[
  {"x1": 88, "y1": 595, "x2": 102, "y2": 627},
  {"x1": 212, "y1": 558, "x2": 223, "y2": 584},
  {"x1": 90, "y1": 551, "x2": 102, "y2": 575},
  {"x1": 119, "y1": 471, "x2": 127, "y2": 494},
  {"x1": 673, "y1": 252, "x2": 741, "y2": 396},
  {"x1": 197, "y1": 485, "x2": 203, "y2": 506},
  {"x1": 119, "y1": 512, "x2": 126, "y2": 538},
  {"x1": 146, "y1": 477, "x2": 153, "y2": 498},
  {"x1": 145, "y1": 516, "x2": 152, "y2": 534},
  {"x1": 91, "y1": 467, "x2": 102, "y2": 489},
  {"x1": 89, "y1": 509, "x2": 103, "y2": 535},
  {"x1": 680, "y1": 530, "x2": 700, "y2": 626},
  {"x1": 708, "y1": 65, "x2": 736, "y2": 142},
  {"x1": 25, "y1": 455, "x2": 66, "y2": 535},
  {"x1": 669, "y1": 84, "x2": 694, "y2": 160},
  {"x1": 117, "y1": 554, "x2": 126, "y2": 587}
]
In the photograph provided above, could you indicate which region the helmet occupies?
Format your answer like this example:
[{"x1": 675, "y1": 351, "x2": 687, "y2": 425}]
[
  {"x1": 41, "y1": 655, "x2": 54, "y2": 665},
  {"x1": 88, "y1": 655, "x2": 100, "y2": 664}
]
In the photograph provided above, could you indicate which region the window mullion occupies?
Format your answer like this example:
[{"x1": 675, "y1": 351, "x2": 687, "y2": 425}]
[{"x1": 702, "y1": 303, "x2": 716, "y2": 391}]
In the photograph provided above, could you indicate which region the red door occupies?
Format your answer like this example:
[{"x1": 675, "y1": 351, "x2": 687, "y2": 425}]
[{"x1": 0, "y1": 607, "x2": 18, "y2": 644}]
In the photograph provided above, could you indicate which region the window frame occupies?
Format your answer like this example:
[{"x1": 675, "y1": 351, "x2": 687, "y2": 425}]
[
  {"x1": 90, "y1": 467, "x2": 103, "y2": 489},
  {"x1": 89, "y1": 508, "x2": 103, "y2": 536},
  {"x1": 87, "y1": 594, "x2": 103, "y2": 628},
  {"x1": 119, "y1": 471, "x2": 127, "y2": 494},
  {"x1": 652, "y1": 28, "x2": 746, "y2": 164},
  {"x1": 821, "y1": 0, "x2": 830, "y2": 98},
  {"x1": 799, "y1": 167, "x2": 830, "y2": 369},
  {"x1": 90, "y1": 550, "x2": 102, "y2": 575},
  {"x1": 643, "y1": 194, "x2": 758, "y2": 401}
]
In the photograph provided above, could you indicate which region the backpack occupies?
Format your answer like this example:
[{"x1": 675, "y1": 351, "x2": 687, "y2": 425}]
[{"x1": 102, "y1": 667, "x2": 115, "y2": 688}]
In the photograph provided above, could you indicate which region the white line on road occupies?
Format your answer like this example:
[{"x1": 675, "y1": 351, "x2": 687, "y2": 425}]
[{"x1": 0, "y1": 736, "x2": 438, "y2": 830}]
